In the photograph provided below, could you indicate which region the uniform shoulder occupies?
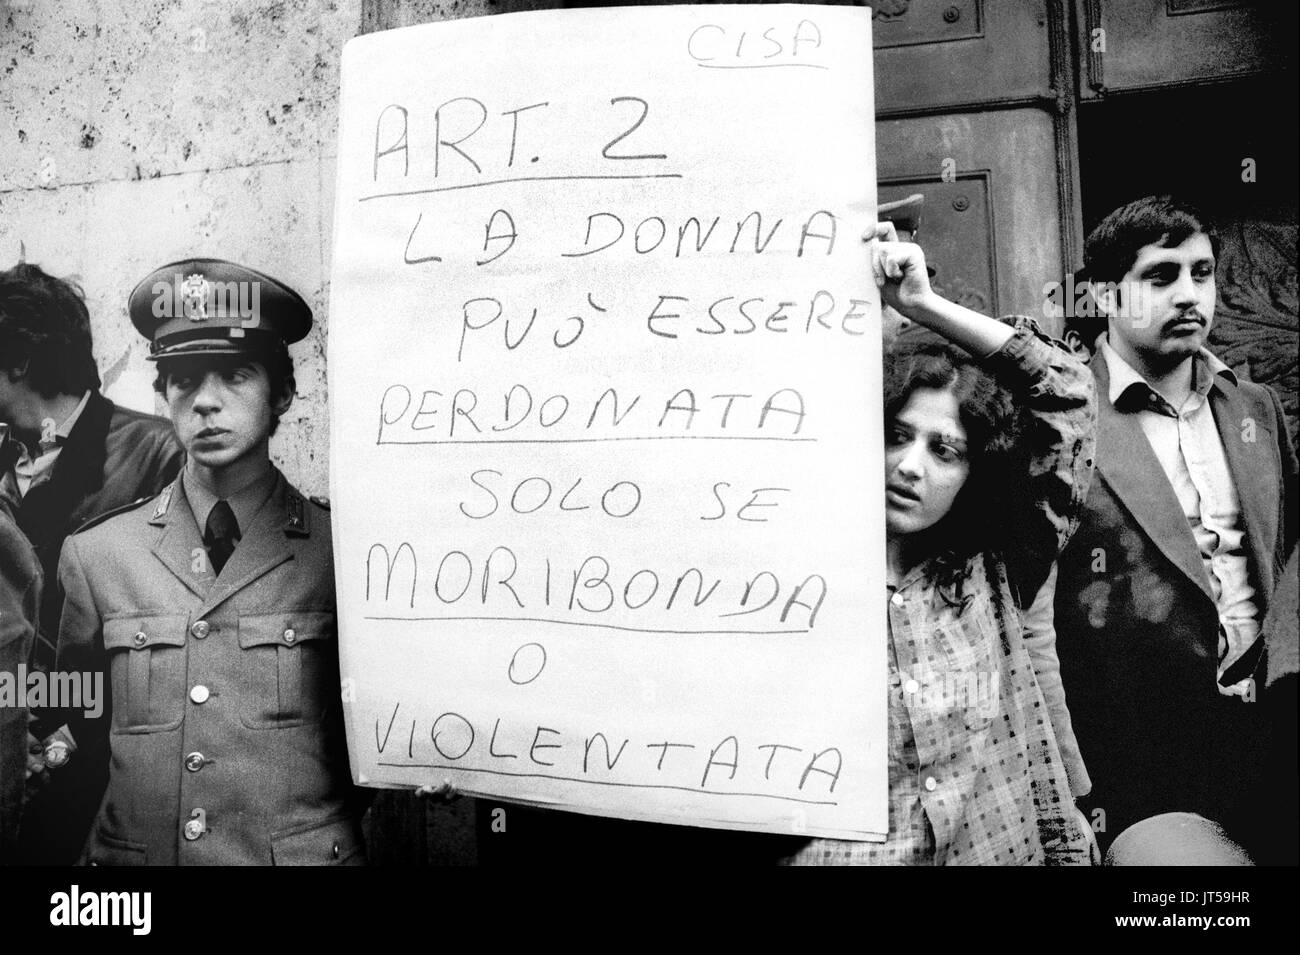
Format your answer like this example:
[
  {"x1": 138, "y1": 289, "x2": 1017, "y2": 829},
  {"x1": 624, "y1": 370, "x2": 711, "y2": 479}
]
[
  {"x1": 280, "y1": 480, "x2": 331, "y2": 542},
  {"x1": 70, "y1": 493, "x2": 157, "y2": 537}
]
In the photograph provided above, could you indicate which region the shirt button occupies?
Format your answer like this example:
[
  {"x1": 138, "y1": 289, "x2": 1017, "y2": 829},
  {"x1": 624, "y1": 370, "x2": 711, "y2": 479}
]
[
  {"x1": 890, "y1": 592, "x2": 904, "y2": 608},
  {"x1": 133, "y1": 631, "x2": 147, "y2": 647},
  {"x1": 184, "y1": 752, "x2": 206, "y2": 773},
  {"x1": 904, "y1": 679, "x2": 920, "y2": 694},
  {"x1": 924, "y1": 776, "x2": 938, "y2": 792},
  {"x1": 189, "y1": 685, "x2": 210, "y2": 704},
  {"x1": 283, "y1": 628, "x2": 296, "y2": 644},
  {"x1": 191, "y1": 620, "x2": 210, "y2": 639}
]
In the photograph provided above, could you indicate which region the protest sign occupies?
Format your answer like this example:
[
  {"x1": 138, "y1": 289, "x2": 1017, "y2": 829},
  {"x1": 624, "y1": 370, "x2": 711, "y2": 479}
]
[{"x1": 328, "y1": 3, "x2": 886, "y2": 840}]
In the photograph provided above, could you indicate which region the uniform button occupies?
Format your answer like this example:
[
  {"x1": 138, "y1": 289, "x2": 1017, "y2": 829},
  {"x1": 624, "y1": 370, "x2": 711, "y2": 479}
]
[
  {"x1": 890, "y1": 592, "x2": 904, "y2": 608},
  {"x1": 283, "y1": 628, "x2": 296, "y2": 644},
  {"x1": 189, "y1": 685, "x2": 210, "y2": 704},
  {"x1": 191, "y1": 620, "x2": 210, "y2": 639},
  {"x1": 904, "y1": 679, "x2": 920, "y2": 694},
  {"x1": 184, "y1": 752, "x2": 205, "y2": 773},
  {"x1": 924, "y1": 776, "x2": 938, "y2": 792},
  {"x1": 44, "y1": 741, "x2": 71, "y2": 769},
  {"x1": 183, "y1": 809, "x2": 206, "y2": 841},
  {"x1": 133, "y1": 631, "x2": 147, "y2": 647},
  {"x1": 332, "y1": 843, "x2": 341, "y2": 859}
]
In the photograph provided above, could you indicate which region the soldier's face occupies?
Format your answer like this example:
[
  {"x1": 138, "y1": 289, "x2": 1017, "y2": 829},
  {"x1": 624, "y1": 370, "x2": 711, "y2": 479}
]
[{"x1": 163, "y1": 358, "x2": 291, "y2": 470}]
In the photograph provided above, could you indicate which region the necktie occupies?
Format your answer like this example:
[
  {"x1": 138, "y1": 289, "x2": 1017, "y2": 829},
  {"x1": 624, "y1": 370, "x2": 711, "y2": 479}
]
[{"x1": 203, "y1": 500, "x2": 240, "y2": 576}]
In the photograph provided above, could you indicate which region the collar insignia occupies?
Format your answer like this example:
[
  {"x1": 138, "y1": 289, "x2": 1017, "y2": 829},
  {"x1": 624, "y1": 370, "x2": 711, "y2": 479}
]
[
  {"x1": 286, "y1": 492, "x2": 306, "y2": 533},
  {"x1": 152, "y1": 483, "x2": 174, "y2": 520}
]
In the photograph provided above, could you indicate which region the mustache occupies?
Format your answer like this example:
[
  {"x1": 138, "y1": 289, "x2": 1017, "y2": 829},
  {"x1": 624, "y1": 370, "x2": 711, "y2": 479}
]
[{"x1": 1164, "y1": 308, "x2": 1207, "y2": 328}]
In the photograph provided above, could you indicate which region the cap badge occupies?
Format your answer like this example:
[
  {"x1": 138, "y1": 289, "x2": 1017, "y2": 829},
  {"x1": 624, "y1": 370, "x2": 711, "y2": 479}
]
[{"x1": 181, "y1": 273, "x2": 211, "y2": 322}]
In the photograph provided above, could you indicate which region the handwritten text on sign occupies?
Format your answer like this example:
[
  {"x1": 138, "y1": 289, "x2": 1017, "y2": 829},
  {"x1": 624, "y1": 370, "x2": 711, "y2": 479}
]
[{"x1": 328, "y1": 4, "x2": 887, "y2": 840}]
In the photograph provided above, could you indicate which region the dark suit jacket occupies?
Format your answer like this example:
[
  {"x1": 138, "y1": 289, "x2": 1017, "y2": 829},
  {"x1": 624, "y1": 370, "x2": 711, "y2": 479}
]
[
  {"x1": 12, "y1": 391, "x2": 181, "y2": 864},
  {"x1": 1055, "y1": 348, "x2": 1297, "y2": 855},
  {"x1": 0, "y1": 497, "x2": 40, "y2": 860},
  {"x1": 15, "y1": 391, "x2": 183, "y2": 669}
]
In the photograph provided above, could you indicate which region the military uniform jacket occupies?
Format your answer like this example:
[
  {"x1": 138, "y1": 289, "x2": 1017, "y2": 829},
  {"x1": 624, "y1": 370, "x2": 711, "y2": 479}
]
[{"x1": 53, "y1": 470, "x2": 365, "y2": 865}]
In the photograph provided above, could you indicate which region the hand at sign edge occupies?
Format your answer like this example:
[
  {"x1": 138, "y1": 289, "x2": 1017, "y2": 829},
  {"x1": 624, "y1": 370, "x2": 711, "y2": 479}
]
[
  {"x1": 862, "y1": 221, "x2": 936, "y2": 319},
  {"x1": 415, "y1": 779, "x2": 461, "y2": 805}
]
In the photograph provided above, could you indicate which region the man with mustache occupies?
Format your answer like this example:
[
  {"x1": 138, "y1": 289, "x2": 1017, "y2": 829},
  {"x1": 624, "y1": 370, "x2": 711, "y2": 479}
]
[{"x1": 1052, "y1": 196, "x2": 1297, "y2": 860}]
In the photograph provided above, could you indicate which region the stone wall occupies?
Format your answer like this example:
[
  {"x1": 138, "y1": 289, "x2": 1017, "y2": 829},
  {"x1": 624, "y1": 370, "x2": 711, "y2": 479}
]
[{"x1": 3, "y1": 0, "x2": 420, "y2": 493}]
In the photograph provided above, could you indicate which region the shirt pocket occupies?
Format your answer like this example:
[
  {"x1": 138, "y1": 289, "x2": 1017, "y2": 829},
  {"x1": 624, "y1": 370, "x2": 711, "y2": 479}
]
[
  {"x1": 102, "y1": 614, "x2": 189, "y2": 734},
  {"x1": 935, "y1": 608, "x2": 1001, "y2": 733},
  {"x1": 238, "y1": 611, "x2": 337, "y2": 729}
]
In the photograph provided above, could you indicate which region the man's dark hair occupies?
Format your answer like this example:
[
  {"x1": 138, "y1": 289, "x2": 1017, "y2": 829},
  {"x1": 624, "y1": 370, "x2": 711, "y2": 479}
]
[
  {"x1": 1083, "y1": 195, "x2": 1221, "y2": 286},
  {"x1": 152, "y1": 346, "x2": 296, "y2": 437},
  {"x1": 1062, "y1": 270, "x2": 1107, "y2": 356},
  {"x1": 0, "y1": 262, "x2": 101, "y2": 397}
]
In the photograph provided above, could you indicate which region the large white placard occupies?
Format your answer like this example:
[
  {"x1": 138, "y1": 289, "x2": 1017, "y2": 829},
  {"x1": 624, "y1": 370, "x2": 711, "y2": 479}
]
[{"x1": 328, "y1": 3, "x2": 886, "y2": 840}]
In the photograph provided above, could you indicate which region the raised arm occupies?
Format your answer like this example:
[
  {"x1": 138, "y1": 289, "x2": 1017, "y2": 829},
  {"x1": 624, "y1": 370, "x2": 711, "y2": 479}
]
[{"x1": 866, "y1": 223, "x2": 1098, "y2": 604}]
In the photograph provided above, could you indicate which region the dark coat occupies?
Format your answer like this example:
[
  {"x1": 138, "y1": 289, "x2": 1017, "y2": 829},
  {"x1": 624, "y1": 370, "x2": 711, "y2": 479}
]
[
  {"x1": 1054, "y1": 348, "x2": 1297, "y2": 855},
  {"x1": 13, "y1": 391, "x2": 181, "y2": 864},
  {"x1": 16, "y1": 391, "x2": 183, "y2": 668},
  {"x1": 0, "y1": 499, "x2": 40, "y2": 859},
  {"x1": 54, "y1": 471, "x2": 364, "y2": 865}
]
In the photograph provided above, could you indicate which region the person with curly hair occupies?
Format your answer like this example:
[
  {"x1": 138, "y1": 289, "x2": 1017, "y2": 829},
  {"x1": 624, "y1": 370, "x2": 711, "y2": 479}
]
[{"x1": 778, "y1": 222, "x2": 1098, "y2": 865}]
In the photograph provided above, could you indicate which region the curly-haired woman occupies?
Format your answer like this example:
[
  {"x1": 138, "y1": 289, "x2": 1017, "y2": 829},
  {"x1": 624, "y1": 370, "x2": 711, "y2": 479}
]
[{"x1": 781, "y1": 224, "x2": 1099, "y2": 865}]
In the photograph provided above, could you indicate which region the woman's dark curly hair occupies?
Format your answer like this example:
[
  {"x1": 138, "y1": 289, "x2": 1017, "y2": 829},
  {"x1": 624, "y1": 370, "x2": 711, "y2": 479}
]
[{"x1": 884, "y1": 327, "x2": 1024, "y2": 588}]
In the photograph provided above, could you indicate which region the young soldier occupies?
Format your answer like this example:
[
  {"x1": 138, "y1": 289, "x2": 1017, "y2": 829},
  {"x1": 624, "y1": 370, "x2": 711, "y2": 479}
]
[
  {"x1": 1052, "y1": 197, "x2": 1297, "y2": 859},
  {"x1": 36, "y1": 259, "x2": 365, "y2": 864}
]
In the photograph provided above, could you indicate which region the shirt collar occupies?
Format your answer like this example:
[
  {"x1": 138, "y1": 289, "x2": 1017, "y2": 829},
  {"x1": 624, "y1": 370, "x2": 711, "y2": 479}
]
[
  {"x1": 1098, "y1": 334, "x2": 1237, "y2": 410},
  {"x1": 0, "y1": 390, "x2": 92, "y2": 459},
  {"x1": 183, "y1": 467, "x2": 277, "y2": 535},
  {"x1": 54, "y1": 390, "x2": 92, "y2": 442}
]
